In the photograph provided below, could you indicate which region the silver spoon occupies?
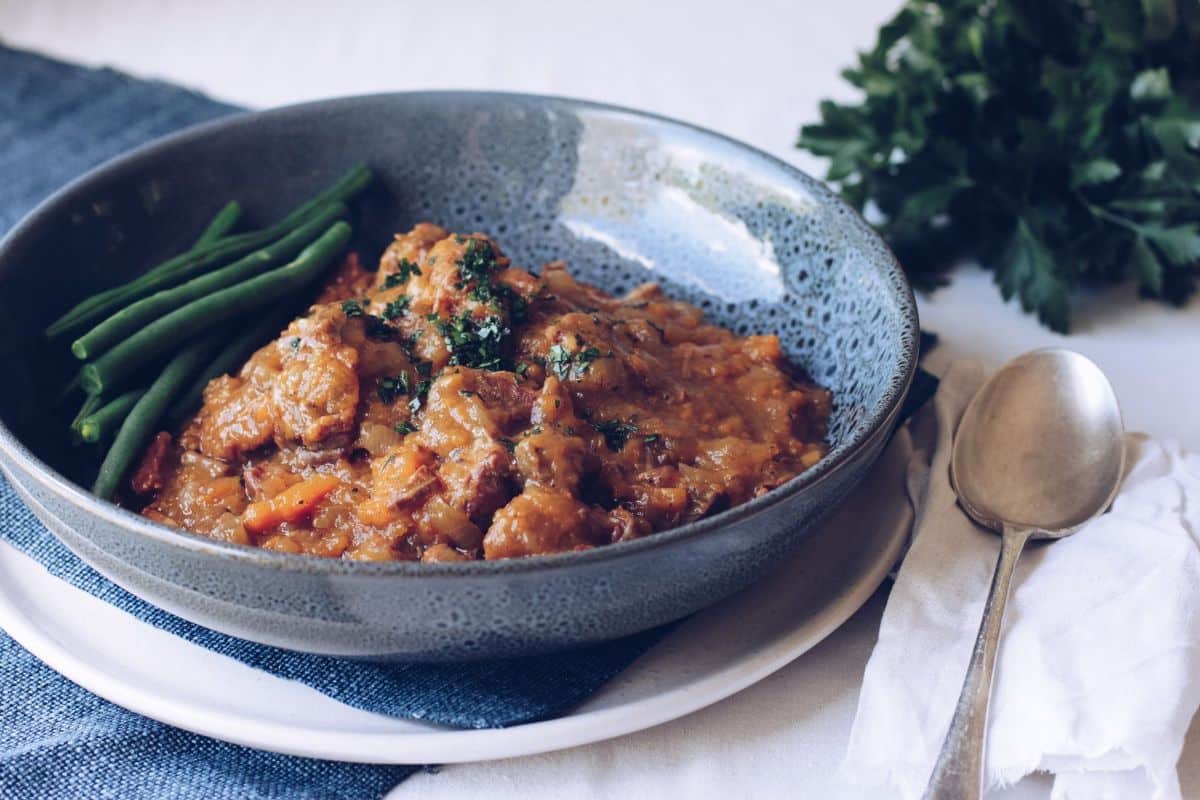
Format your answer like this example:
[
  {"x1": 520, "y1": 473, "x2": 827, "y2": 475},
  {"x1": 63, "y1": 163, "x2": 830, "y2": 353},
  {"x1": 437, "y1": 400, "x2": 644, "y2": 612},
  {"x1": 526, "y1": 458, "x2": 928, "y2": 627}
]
[{"x1": 923, "y1": 349, "x2": 1125, "y2": 800}]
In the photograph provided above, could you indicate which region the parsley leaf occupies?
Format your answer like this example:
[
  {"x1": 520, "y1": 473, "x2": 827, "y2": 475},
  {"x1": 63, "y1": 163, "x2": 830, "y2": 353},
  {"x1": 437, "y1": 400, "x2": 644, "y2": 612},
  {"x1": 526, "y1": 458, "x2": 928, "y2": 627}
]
[
  {"x1": 458, "y1": 238, "x2": 499, "y2": 286},
  {"x1": 377, "y1": 373, "x2": 410, "y2": 403},
  {"x1": 434, "y1": 312, "x2": 509, "y2": 371},
  {"x1": 547, "y1": 343, "x2": 602, "y2": 381},
  {"x1": 797, "y1": 0, "x2": 1200, "y2": 332},
  {"x1": 382, "y1": 296, "x2": 410, "y2": 320},
  {"x1": 383, "y1": 260, "x2": 422, "y2": 288},
  {"x1": 592, "y1": 419, "x2": 638, "y2": 452},
  {"x1": 995, "y1": 219, "x2": 1071, "y2": 333},
  {"x1": 408, "y1": 379, "x2": 431, "y2": 413},
  {"x1": 341, "y1": 299, "x2": 365, "y2": 318}
]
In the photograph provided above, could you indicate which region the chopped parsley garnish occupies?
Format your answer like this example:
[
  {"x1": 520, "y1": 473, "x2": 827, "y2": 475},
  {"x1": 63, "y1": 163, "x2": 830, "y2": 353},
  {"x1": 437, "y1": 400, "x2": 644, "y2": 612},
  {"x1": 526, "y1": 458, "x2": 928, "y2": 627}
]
[
  {"x1": 382, "y1": 296, "x2": 409, "y2": 320},
  {"x1": 473, "y1": 282, "x2": 528, "y2": 320},
  {"x1": 377, "y1": 373, "x2": 410, "y2": 403},
  {"x1": 289, "y1": 337, "x2": 301, "y2": 351},
  {"x1": 363, "y1": 315, "x2": 395, "y2": 341},
  {"x1": 514, "y1": 361, "x2": 530, "y2": 377},
  {"x1": 457, "y1": 238, "x2": 503, "y2": 297},
  {"x1": 499, "y1": 437, "x2": 516, "y2": 453},
  {"x1": 453, "y1": 238, "x2": 531, "y2": 319},
  {"x1": 408, "y1": 379, "x2": 432, "y2": 413},
  {"x1": 643, "y1": 434, "x2": 660, "y2": 444},
  {"x1": 383, "y1": 259, "x2": 422, "y2": 288},
  {"x1": 394, "y1": 421, "x2": 416, "y2": 436},
  {"x1": 435, "y1": 312, "x2": 508, "y2": 371},
  {"x1": 453, "y1": 239, "x2": 516, "y2": 311},
  {"x1": 547, "y1": 343, "x2": 602, "y2": 381},
  {"x1": 546, "y1": 345, "x2": 571, "y2": 378},
  {"x1": 341, "y1": 299, "x2": 365, "y2": 318},
  {"x1": 593, "y1": 419, "x2": 638, "y2": 452},
  {"x1": 416, "y1": 360, "x2": 432, "y2": 377}
]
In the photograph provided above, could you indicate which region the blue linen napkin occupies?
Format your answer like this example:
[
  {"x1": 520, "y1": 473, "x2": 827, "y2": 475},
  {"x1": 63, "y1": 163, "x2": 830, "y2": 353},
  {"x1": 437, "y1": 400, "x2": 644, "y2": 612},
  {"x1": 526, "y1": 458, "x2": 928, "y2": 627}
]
[
  {"x1": 0, "y1": 626, "x2": 415, "y2": 800},
  {"x1": 0, "y1": 44, "x2": 664, "y2": 799}
]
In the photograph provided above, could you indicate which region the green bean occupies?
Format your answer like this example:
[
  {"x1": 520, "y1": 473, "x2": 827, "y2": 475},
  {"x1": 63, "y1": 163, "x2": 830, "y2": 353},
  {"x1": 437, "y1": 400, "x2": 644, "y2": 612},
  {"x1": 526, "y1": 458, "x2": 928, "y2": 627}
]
[
  {"x1": 71, "y1": 202, "x2": 347, "y2": 360},
  {"x1": 46, "y1": 164, "x2": 371, "y2": 339},
  {"x1": 81, "y1": 221, "x2": 351, "y2": 396},
  {"x1": 60, "y1": 204, "x2": 237, "y2": 434},
  {"x1": 139, "y1": 165, "x2": 366, "y2": 287},
  {"x1": 164, "y1": 306, "x2": 297, "y2": 429},
  {"x1": 78, "y1": 388, "x2": 146, "y2": 443},
  {"x1": 69, "y1": 393, "x2": 103, "y2": 439},
  {"x1": 193, "y1": 201, "x2": 242, "y2": 248},
  {"x1": 92, "y1": 336, "x2": 222, "y2": 500},
  {"x1": 49, "y1": 238, "x2": 263, "y2": 341}
]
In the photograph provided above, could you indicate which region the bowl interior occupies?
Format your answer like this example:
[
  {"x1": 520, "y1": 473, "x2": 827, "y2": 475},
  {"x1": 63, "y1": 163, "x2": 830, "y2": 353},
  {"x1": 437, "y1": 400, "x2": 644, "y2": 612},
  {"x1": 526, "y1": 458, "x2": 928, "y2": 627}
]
[{"x1": 0, "y1": 93, "x2": 915, "y2": 511}]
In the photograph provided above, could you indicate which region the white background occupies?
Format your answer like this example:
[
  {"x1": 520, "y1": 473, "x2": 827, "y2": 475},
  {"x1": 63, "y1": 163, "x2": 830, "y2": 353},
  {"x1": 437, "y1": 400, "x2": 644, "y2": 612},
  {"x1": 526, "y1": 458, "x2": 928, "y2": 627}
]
[{"x1": 3, "y1": 1, "x2": 1199, "y2": 797}]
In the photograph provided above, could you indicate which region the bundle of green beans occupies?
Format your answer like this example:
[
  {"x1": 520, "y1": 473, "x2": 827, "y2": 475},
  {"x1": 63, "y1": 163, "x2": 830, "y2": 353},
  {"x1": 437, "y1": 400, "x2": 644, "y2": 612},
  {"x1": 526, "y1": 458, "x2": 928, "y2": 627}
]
[{"x1": 61, "y1": 164, "x2": 372, "y2": 500}]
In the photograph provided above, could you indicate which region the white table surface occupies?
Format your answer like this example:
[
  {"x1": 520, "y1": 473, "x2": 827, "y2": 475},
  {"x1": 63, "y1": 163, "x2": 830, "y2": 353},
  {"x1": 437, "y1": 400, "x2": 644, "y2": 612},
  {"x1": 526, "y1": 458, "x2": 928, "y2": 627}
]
[{"x1": 3, "y1": 1, "x2": 1198, "y2": 797}]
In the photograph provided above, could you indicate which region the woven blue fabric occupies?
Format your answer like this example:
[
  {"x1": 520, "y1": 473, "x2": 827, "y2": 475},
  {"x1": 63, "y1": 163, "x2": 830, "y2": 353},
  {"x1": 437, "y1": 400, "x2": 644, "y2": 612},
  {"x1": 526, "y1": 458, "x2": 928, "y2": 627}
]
[
  {"x1": 0, "y1": 628, "x2": 417, "y2": 800},
  {"x1": 0, "y1": 46, "x2": 241, "y2": 233},
  {"x1": 0, "y1": 44, "x2": 665, "y2": 799}
]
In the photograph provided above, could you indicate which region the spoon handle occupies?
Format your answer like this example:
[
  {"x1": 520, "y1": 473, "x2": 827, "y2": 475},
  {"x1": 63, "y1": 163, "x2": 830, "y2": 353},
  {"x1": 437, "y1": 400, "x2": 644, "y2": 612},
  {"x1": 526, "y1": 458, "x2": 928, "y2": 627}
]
[{"x1": 923, "y1": 525, "x2": 1033, "y2": 800}]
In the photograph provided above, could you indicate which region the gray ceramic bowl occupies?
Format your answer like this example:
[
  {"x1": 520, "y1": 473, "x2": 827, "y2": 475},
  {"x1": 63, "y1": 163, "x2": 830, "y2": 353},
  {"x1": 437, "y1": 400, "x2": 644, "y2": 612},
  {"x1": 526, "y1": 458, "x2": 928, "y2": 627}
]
[{"x1": 0, "y1": 93, "x2": 917, "y2": 661}]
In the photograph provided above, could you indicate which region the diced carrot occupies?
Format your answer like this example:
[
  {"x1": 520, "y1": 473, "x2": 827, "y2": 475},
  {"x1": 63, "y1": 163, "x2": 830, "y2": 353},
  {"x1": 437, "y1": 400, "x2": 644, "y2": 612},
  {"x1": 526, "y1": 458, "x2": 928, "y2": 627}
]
[{"x1": 243, "y1": 474, "x2": 341, "y2": 534}]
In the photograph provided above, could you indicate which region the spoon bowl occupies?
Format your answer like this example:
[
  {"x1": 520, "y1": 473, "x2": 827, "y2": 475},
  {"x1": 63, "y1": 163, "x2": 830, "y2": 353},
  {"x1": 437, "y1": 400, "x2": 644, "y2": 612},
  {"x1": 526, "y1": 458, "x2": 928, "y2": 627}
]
[{"x1": 950, "y1": 349, "x2": 1126, "y2": 537}]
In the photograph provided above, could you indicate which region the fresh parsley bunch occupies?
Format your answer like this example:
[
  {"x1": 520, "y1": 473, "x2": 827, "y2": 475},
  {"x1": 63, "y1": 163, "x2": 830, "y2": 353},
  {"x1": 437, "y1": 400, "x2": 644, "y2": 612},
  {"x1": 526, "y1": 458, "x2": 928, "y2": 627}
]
[{"x1": 797, "y1": 0, "x2": 1200, "y2": 331}]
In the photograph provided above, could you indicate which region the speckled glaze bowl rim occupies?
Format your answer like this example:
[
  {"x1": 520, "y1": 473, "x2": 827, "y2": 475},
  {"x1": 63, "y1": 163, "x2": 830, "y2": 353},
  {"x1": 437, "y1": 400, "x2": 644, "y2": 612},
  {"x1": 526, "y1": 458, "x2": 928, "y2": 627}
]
[{"x1": 0, "y1": 90, "x2": 918, "y2": 578}]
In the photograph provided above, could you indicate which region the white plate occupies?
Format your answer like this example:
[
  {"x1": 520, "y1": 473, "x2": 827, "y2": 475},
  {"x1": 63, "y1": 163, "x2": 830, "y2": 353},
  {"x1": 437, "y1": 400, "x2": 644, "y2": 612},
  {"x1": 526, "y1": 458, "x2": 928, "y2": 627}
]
[{"x1": 0, "y1": 436, "x2": 910, "y2": 765}]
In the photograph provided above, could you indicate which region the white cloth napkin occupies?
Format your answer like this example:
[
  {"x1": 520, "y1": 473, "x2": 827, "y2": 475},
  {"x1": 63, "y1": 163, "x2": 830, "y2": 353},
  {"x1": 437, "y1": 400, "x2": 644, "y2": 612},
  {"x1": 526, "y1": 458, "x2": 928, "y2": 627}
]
[{"x1": 844, "y1": 361, "x2": 1200, "y2": 800}]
